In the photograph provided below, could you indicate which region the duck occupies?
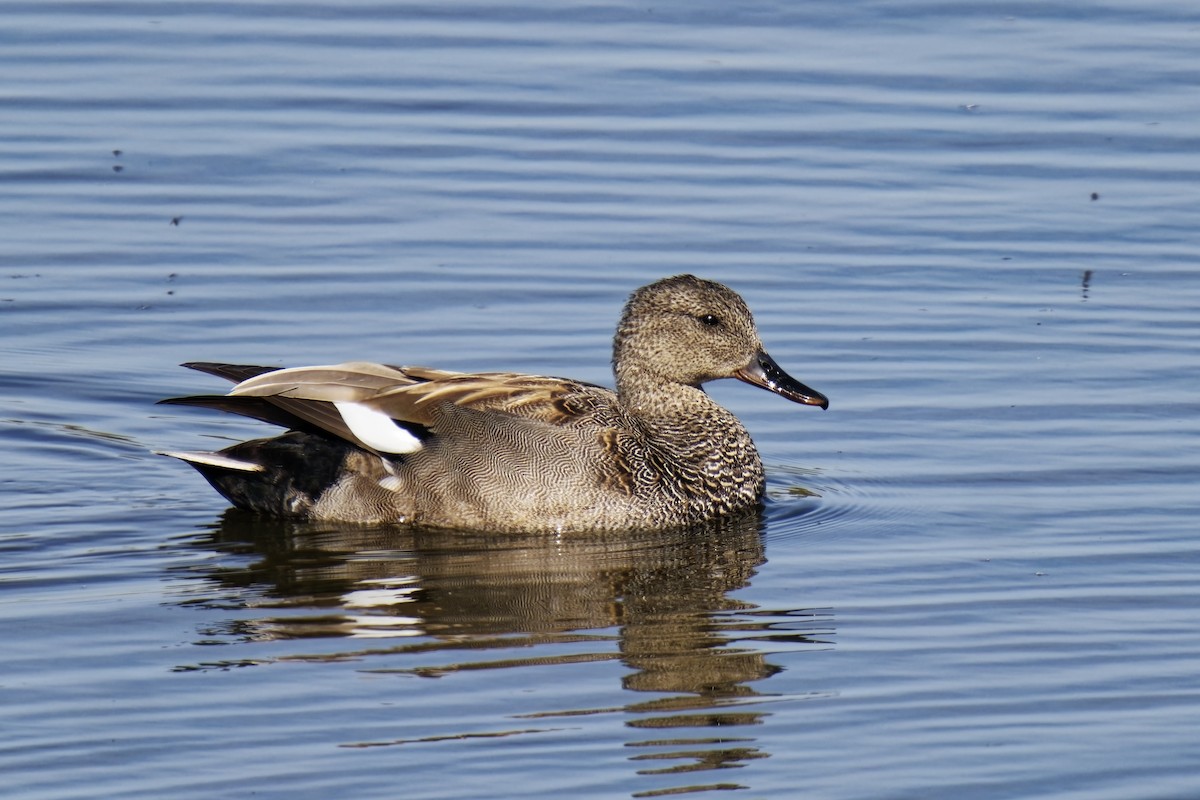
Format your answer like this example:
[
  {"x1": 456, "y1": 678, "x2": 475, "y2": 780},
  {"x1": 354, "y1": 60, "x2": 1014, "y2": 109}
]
[{"x1": 160, "y1": 274, "x2": 828, "y2": 533}]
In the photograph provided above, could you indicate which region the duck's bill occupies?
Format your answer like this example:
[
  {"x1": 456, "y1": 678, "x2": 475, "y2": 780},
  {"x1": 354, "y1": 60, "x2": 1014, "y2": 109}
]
[{"x1": 735, "y1": 351, "x2": 829, "y2": 409}]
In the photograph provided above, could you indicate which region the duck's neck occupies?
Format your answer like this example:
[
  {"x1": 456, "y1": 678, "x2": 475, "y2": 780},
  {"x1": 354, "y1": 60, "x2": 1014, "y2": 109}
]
[
  {"x1": 615, "y1": 364, "x2": 766, "y2": 511},
  {"x1": 616, "y1": 363, "x2": 705, "y2": 417}
]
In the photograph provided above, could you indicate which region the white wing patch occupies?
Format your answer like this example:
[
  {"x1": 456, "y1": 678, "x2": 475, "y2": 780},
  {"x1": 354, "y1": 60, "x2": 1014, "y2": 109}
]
[{"x1": 334, "y1": 401, "x2": 423, "y2": 454}]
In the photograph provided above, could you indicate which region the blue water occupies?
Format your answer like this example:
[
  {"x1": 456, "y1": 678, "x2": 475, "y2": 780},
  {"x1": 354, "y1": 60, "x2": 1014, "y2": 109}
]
[{"x1": 3, "y1": 2, "x2": 1199, "y2": 798}]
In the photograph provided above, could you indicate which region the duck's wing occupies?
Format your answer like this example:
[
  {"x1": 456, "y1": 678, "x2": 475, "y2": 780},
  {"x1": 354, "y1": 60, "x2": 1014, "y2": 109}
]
[
  {"x1": 178, "y1": 362, "x2": 281, "y2": 384},
  {"x1": 158, "y1": 362, "x2": 360, "y2": 445},
  {"x1": 371, "y1": 370, "x2": 613, "y2": 427},
  {"x1": 158, "y1": 361, "x2": 320, "y2": 429},
  {"x1": 170, "y1": 361, "x2": 614, "y2": 455}
]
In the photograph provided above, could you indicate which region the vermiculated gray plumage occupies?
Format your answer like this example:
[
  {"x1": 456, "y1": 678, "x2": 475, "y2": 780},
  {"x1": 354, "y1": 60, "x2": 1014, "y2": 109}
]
[{"x1": 159, "y1": 275, "x2": 828, "y2": 533}]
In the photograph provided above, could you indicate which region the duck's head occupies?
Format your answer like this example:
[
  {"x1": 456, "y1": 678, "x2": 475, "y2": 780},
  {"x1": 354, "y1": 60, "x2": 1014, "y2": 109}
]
[{"x1": 613, "y1": 274, "x2": 828, "y2": 409}]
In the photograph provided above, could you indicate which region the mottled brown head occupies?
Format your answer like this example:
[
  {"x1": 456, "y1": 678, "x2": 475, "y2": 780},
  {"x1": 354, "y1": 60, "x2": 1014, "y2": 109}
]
[{"x1": 613, "y1": 274, "x2": 828, "y2": 409}]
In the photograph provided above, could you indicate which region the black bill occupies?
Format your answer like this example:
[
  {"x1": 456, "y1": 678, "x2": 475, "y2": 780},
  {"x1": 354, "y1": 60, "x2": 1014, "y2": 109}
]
[{"x1": 734, "y1": 350, "x2": 829, "y2": 409}]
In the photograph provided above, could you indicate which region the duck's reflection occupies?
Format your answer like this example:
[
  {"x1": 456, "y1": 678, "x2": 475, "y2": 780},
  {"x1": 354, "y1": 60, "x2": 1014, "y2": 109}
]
[{"x1": 181, "y1": 509, "x2": 833, "y2": 795}]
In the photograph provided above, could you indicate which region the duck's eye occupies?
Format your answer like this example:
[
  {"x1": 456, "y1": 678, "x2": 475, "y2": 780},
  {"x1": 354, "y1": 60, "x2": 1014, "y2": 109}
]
[{"x1": 698, "y1": 314, "x2": 721, "y2": 327}]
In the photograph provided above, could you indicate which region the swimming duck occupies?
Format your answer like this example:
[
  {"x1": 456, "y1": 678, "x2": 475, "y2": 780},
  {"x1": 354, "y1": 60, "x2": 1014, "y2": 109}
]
[{"x1": 160, "y1": 274, "x2": 827, "y2": 533}]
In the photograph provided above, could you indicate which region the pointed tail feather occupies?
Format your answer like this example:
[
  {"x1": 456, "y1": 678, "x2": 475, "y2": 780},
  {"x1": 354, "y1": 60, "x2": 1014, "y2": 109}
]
[
  {"x1": 159, "y1": 432, "x2": 357, "y2": 518},
  {"x1": 157, "y1": 450, "x2": 265, "y2": 472},
  {"x1": 157, "y1": 394, "x2": 310, "y2": 430}
]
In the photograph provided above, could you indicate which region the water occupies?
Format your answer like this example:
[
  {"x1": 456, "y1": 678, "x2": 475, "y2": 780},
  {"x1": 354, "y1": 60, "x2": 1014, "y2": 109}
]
[{"x1": 3, "y1": 2, "x2": 1199, "y2": 798}]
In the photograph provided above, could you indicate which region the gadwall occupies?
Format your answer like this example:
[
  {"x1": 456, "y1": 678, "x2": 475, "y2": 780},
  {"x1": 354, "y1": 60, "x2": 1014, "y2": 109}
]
[{"x1": 160, "y1": 275, "x2": 828, "y2": 533}]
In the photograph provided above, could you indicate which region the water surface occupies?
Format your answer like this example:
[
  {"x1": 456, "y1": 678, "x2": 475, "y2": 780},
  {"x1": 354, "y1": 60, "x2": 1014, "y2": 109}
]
[{"x1": 2, "y1": 2, "x2": 1199, "y2": 799}]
